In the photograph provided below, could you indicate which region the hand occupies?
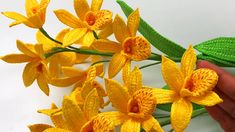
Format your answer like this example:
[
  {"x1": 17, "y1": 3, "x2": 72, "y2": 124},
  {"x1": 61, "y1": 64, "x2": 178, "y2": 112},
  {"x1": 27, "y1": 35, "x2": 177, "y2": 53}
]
[{"x1": 197, "y1": 61, "x2": 235, "y2": 132}]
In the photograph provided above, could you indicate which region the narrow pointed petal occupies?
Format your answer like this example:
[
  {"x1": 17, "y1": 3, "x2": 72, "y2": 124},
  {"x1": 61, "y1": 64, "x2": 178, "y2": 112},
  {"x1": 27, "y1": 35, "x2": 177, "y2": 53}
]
[
  {"x1": 189, "y1": 91, "x2": 223, "y2": 106},
  {"x1": 75, "y1": 54, "x2": 90, "y2": 63},
  {"x1": 122, "y1": 61, "x2": 131, "y2": 85},
  {"x1": 50, "y1": 104, "x2": 67, "y2": 128},
  {"x1": 98, "y1": 23, "x2": 113, "y2": 39},
  {"x1": 113, "y1": 15, "x2": 130, "y2": 43},
  {"x1": 34, "y1": 44, "x2": 45, "y2": 59},
  {"x1": 92, "y1": 39, "x2": 121, "y2": 52},
  {"x1": 126, "y1": 66, "x2": 142, "y2": 96},
  {"x1": 92, "y1": 10, "x2": 112, "y2": 30},
  {"x1": 27, "y1": 14, "x2": 44, "y2": 28},
  {"x1": 25, "y1": 0, "x2": 39, "y2": 16},
  {"x1": 105, "y1": 79, "x2": 130, "y2": 113},
  {"x1": 2, "y1": 12, "x2": 32, "y2": 27},
  {"x1": 36, "y1": 31, "x2": 57, "y2": 52},
  {"x1": 43, "y1": 128, "x2": 71, "y2": 132},
  {"x1": 87, "y1": 65, "x2": 97, "y2": 81},
  {"x1": 84, "y1": 89, "x2": 100, "y2": 120},
  {"x1": 142, "y1": 116, "x2": 164, "y2": 132},
  {"x1": 55, "y1": 28, "x2": 70, "y2": 42},
  {"x1": 49, "y1": 58, "x2": 60, "y2": 78},
  {"x1": 50, "y1": 76, "x2": 80, "y2": 87},
  {"x1": 127, "y1": 9, "x2": 140, "y2": 37},
  {"x1": 101, "y1": 111, "x2": 126, "y2": 126},
  {"x1": 181, "y1": 45, "x2": 196, "y2": 77},
  {"x1": 74, "y1": 0, "x2": 90, "y2": 20},
  {"x1": 62, "y1": 66, "x2": 86, "y2": 77},
  {"x1": 82, "y1": 31, "x2": 95, "y2": 47},
  {"x1": 91, "y1": 0, "x2": 103, "y2": 11},
  {"x1": 161, "y1": 56, "x2": 184, "y2": 92},
  {"x1": 152, "y1": 88, "x2": 176, "y2": 104},
  {"x1": 23, "y1": 61, "x2": 40, "y2": 87},
  {"x1": 94, "y1": 63, "x2": 104, "y2": 77},
  {"x1": 81, "y1": 80, "x2": 94, "y2": 100},
  {"x1": 63, "y1": 28, "x2": 87, "y2": 47},
  {"x1": 54, "y1": 9, "x2": 85, "y2": 28},
  {"x1": 58, "y1": 52, "x2": 77, "y2": 66},
  {"x1": 16, "y1": 40, "x2": 37, "y2": 57},
  {"x1": 37, "y1": 73, "x2": 50, "y2": 96},
  {"x1": 62, "y1": 96, "x2": 86, "y2": 131},
  {"x1": 171, "y1": 98, "x2": 193, "y2": 132},
  {"x1": 121, "y1": 119, "x2": 140, "y2": 132},
  {"x1": 108, "y1": 53, "x2": 127, "y2": 78},
  {"x1": 28, "y1": 124, "x2": 52, "y2": 132},
  {"x1": 1, "y1": 54, "x2": 33, "y2": 63}
]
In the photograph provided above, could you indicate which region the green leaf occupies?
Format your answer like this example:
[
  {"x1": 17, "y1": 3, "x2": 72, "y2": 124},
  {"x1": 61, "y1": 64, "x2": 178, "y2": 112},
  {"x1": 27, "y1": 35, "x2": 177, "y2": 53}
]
[
  {"x1": 197, "y1": 54, "x2": 235, "y2": 67},
  {"x1": 116, "y1": 0, "x2": 186, "y2": 58},
  {"x1": 194, "y1": 37, "x2": 235, "y2": 62}
]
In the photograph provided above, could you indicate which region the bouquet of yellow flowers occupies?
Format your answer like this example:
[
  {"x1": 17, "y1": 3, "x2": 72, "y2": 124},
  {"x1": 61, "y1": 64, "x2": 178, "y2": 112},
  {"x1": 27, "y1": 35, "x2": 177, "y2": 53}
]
[{"x1": 2, "y1": 0, "x2": 235, "y2": 131}]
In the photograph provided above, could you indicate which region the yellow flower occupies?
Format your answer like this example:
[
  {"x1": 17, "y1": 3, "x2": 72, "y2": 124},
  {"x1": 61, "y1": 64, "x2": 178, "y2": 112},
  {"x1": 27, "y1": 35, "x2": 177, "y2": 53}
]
[
  {"x1": 102, "y1": 67, "x2": 164, "y2": 132},
  {"x1": 152, "y1": 45, "x2": 223, "y2": 132},
  {"x1": 2, "y1": 0, "x2": 50, "y2": 28},
  {"x1": 54, "y1": 0, "x2": 113, "y2": 47},
  {"x1": 32, "y1": 89, "x2": 114, "y2": 132},
  {"x1": 1, "y1": 41, "x2": 50, "y2": 95},
  {"x1": 93, "y1": 9, "x2": 151, "y2": 78}
]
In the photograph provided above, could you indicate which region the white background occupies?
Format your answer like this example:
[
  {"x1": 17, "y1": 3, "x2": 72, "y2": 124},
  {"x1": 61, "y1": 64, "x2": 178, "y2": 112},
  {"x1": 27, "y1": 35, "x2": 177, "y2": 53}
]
[{"x1": 1, "y1": 0, "x2": 235, "y2": 131}]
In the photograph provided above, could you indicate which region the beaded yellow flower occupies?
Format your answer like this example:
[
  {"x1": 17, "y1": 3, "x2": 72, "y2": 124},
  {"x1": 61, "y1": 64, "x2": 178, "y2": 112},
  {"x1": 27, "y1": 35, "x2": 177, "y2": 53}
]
[
  {"x1": 2, "y1": 0, "x2": 50, "y2": 28},
  {"x1": 54, "y1": 0, "x2": 113, "y2": 47},
  {"x1": 153, "y1": 45, "x2": 223, "y2": 132},
  {"x1": 93, "y1": 9, "x2": 151, "y2": 78}
]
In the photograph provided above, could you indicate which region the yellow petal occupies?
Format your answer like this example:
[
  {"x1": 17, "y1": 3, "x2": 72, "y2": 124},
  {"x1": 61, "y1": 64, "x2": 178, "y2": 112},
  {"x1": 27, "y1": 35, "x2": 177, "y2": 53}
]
[
  {"x1": 127, "y1": 9, "x2": 140, "y2": 37},
  {"x1": 37, "y1": 73, "x2": 50, "y2": 96},
  {"x1": 63, "y1": 28, "x2": 87, "y2": 47},
  {"x1": 122, "y1": 61, "x2": 131, "y2": 85},
  {"x1": 43, "y1": 128, "x2": 71, "y2": 132},
  {"x1": 91, "y1": 0, "x2": 103, "y2": 11},
  {"x1": 55, "y1": 28, "x2": 71, "y2": 42},
  {"x1": 34, "y1": 44, "x2": 45, "y2": 59},
  {"x1": 126, "y1": 66, "x2": 142, "y2": 96},
  {"x1": 28, "y1": 124, "x2": 52, "y2": 132},
  {"x1": 181, "y1": 45, "x2": 196, "y2": 77},
  {"x1": 152, "y1": 88, "x2": 176, "y2": 104},
  {"x1": 49, "y1": 58, "x2": 60, "y2": 78},
  {"x1": 94, "y1": 63, "x2": 104, "y2": 77},
  {"x1": 50, "y1": 103, "x2": 67, "y2": 129},
  {"x1": 92, "y1": 10, "x2": 112, "y2": 30},
  {"x1": 121, "y1": 119, "x2": 140, "y2": 132},
  {"x1": 180, "y1": 69, "x2": 218, "y2": 97},
  {"x1": 83, "y1": 89, "x2": 100, "y2": 120},
  {"x1": 81, "y1": 31, "x2": 95, "y2": 47},
  {"x1": 98, "y1": 23, "x2": 113, "y2": 39},
  {"x1": 122, "y1": 36, "x2": 151, "y2": 61},
  {"x1": 25, "y1": 0, "x2": 39, "y2": 16},
  {"x1": 1, "y1": 54, "x2": 33, "y2": 63},
  {"x1": 92, "y1": 39, "x2": 121, "y2": 52},
  {"x1": 50, "y1": 76, "x2": 80, "y2": 87},
  {"x1": 108, "y1": 53, "x2": 127, "y2": 78},
  {"x1": 74, "y1": 0, "x2": 90, "y2": 20},
  {"x1": 62, "y1": 96, "x2": 86, "y2": 131},
  {"x1": 23, "y1": 61, "x2": 40, "y2": 87},
  {"x1": 100, "y1": 111, "x2": 126, "y2": 126},
  {"x1": 75, "y1": 54, "x2": 90, "y2": 63},
  {"x1": 36, "y1": 30, "x2": 57, "y2": 52},
  {"x1": 189, "y1": 91, "x2": 223, "y2": 106},
  {"x1": 113, "y1": 15, "x2": 130, "y2": 43},
  {"x1": 1, "y1": 12, "x2": 32, "y2": 27},
  {"x1": 62, "y1": 66, "x2": 86, "y2": 77},
  {"x1": 171, "y1": 98, "x2": 192, "y2": 132},
  {"x1": 81, "y1": 80, "x2": 94, "y2": 100},
  {"x1": 142, "y1": 116, "x2": 164, "y2": 132},
  {"x1": 161, "y1": 56, "x2": 184, "y2": 92},
  {"x1": 105, "y1": 79, "x2": 130, "y2": 113},
  {"x1": 27, "y1": 13, "x2": 44, "y2": 28},
  {"x1": 17, "y1": 40, "x2": 37, "y2": 57},
  {"x1": 54, "y1": 9, "x2": 85, "y2": 28},
  {"x1": 58, "y1": 52, "x2": 77, "y2": 66}
]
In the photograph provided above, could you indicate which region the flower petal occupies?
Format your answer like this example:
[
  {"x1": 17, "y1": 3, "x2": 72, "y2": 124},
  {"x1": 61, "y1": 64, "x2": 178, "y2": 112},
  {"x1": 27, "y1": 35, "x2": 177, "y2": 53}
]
[
  {"x1": 92, "y1": 10, "x2": 112, "y2": 30},
  {"x1": 113, "y1": 15, "x2": 130, "y2": 43},
  {"x1": 189, "y1": 91, "x2": 223, "y2": 106},
  {"x1": 63, "y1": 28, "x2": 87, "y2": 47},
  {"x1": 121, "y1": 119, "x2": 140, "y2": 132},
  {"x1": 92, "y1": 39, "x2": 121, "y2": 52},
  {"x1": 75, "y1": 54, "x2": 90, "y2": 63},
  {"x1": 49, "y1": 58, "x2": 60, "y2": 78},
  {"x1": 23, "y1": 61, "x2": 40, "y2": 87},
  {"x1": 55, "y1": 28, "x2": 71, "y2": 42},
  {"x1": 108, "y1": 53, "x2": 127, "y2": 78},
  {"x1": 62, "y1": 96, "x2": 86, "y2": 131},
  {"x1": 83, "y1": 89, "x2": 100, "y2": 120},
  {"x1": 181, "y1": 45, "x2": 196, "y2": 77},
  {"x1": 1, "y1": 54, "x2": 33, "y2": 63},
  {"x1": 25, "y1": 0, "x2": 39, "y2": 16},
  {"x1": 127, "y1": 9, "x2": 140, "y2": 37},
  {"x1": 142, "y1": 116, "x2": 164, "y2": 132},
  {"x1": 122, "y1": 61, "x2": 131, "y2": 85},
  {"x1": 2, "y1": 12, "x2": 32, "y2": 27},
  {"x1": 91, "y1": 0, "x2": 103, "y2": 11},
  {"x1": 54, "y1": 9, "x2": 85, "y2": 28},
  {"x1": 62, "y1": 66, "x2": 86, "y2": 77},
  {"x1": 105, "y1": 79, "x2": 130, "y2": 113},
  {"x1": 43, "y1": 128, "x2": 71, "y2": 132},
  {"x1": 74, "y1": 0, "x2": 90, "y2": 20},
  {"x1": 171, "y1": 98, "x2": 193, "y2": 132},
  {"x1": 37, "y1": 73, "x2": 50, "y2": 96},
  {"x1": 100, "y1": 111, "x2": 126, "y2": 126},
  {"x1": 50, "y1": 77, "x2": 81, "y2": 87},
  {"x1": 94, "y1": 63, "x2": 104, "y2": 77},
  {"x1": 28, "y1": 124, "x2": 52, "y2": 132},
  {"x1": 152, "y1": 88, "x2": 176, "y2": 104},
  {"x1": 98, "y1": 23, "x2": 113, "y2": 39},
  {"x1": 36, "y1": 31, "x2": 57, "y2": 52},
  {"x1": 27, "y1": 13, "x2": 44, "y2": 28},
  {"x1": 58, "y1": 52, "x2": 77, "y2": 66},
  {"x1": 161, "y1": 56, "x2": 184, "y2": 92},
  {"x1": 17, "y1": 40, "x2": 37, "y2": 57},
  {"x1": 81, "y1": 31, "x2": 95, "y2": 47},
  {"x1": 126, "y1": 66, "x2": 142, "y2": 96}
]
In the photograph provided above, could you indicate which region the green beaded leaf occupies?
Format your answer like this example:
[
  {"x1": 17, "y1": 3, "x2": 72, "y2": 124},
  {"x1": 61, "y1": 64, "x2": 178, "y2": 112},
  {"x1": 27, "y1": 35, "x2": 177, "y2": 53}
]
[
  {"x1": 197, "y1": 54, "x2": 235, "y2": 67},
  {"x1": 194, "y1": 37, "x2": 235, "y2": 62},
  {"x1": 157, "y1": 85, "x2": 203, "y2": 112},
  {"x1": 116, "y1": 0, "x2": 186, "y2": 58}
]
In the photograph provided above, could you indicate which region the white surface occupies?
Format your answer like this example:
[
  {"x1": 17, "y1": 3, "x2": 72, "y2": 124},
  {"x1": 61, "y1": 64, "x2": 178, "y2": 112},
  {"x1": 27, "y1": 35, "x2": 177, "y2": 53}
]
[{"x1": 1, "y1": 0, "x2": 235, "y2": 131}]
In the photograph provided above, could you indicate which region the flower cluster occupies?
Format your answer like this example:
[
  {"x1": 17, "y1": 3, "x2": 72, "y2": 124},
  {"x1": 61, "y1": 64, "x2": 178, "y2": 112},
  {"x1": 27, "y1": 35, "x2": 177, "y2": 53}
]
[{"x1": 1, "y1": 0, "x2": 223, "y2": 132}]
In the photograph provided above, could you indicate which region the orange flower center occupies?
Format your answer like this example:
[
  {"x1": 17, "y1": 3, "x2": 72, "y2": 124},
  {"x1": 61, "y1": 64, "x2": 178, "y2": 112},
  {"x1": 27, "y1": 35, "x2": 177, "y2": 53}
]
[
  {"x1": 85, "y1": 12, "x2": 96, "y2": 26},
  {"x1": 122, "y1": 37, "x2": 135, "y2": 54},
  {"x1": 37, "y1": 63, "x2": 43, "y2": 72}
]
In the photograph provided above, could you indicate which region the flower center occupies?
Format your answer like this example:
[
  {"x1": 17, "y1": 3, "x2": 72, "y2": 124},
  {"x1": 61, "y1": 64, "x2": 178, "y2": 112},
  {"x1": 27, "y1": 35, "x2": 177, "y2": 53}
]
[
  {"x1": 122, "y1": 37, "x2": 135, "y2": 54},
  {"x1": 37, "y1": 63, "x2": 43, "y2": 72},
  {"x1": 85, "y1": 12, "x2": 96, "y2": 26},
  {"x1": 31, "y1": 6, "x2": 39, "y2": 14}
]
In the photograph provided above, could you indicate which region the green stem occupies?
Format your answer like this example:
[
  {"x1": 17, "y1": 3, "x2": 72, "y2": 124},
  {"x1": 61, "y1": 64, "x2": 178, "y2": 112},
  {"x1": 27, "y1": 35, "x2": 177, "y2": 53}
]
[
  {"x1": 93, "y1": 30, "x2": 99, "y2": 39},
  {"x1": 140, "y1": 62, "x2": 161, "y2": 69},
  {"x1": 91, "y1": 60, "x2": 110, "y2": 66},
  {"x1": 39, "y1": 27, "x2": 63, "y2": 45}
]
